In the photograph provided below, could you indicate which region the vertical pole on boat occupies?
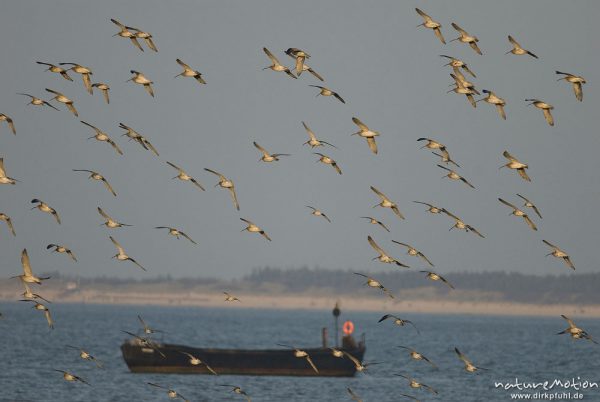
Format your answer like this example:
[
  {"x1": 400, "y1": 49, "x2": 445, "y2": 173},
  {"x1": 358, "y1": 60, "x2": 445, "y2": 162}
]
[{"x1": 332, "y1": 301, "x2": 341, "y2": 348}]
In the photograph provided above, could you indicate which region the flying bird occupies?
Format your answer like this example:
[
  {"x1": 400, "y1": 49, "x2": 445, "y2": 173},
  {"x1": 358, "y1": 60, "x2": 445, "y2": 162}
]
[
  {"x1": 17, "y1": 93, "x2": 60, "y2": 111},
  {"x1": 360, "y1": 217, "x2": 390, "y2": 232},
  {"x1": 155, "y1": 226, "x2": 197, "y2": 244},
  {"x1": 277, "y1": 344, "x2": 319, "y2": 373},
  {"x1": 370, "y1": 186, "x2": 404, "y2": 219},
  {"x1": 368, "y1": 236, "x2": 409, "y2": 268},
  {"x1": 110, "y1": 18, "x2": 144, "y2": 51},
  {"x1": 253, "y1": 141, "x2": 290, "y2": 162},
  {"x1": 20, "y1": 281, "x2": 51, "y2": 303},
  {"x1": 455, "y1": 347, "x2": 488, "y2": 373},
  {"x1": 12, "y1": 249, "x2": 50, "y2": 285},
  {"x1": 0, "y1": 114, "x2": 16, "y2": 135},
  {"x1": 205, "y1": 168, "x2": 239, "y2": 210},
  {"x1": 54, "y1": 370, "x2": 89, "y2": 385},
  {"x1": 0, "y1": 158, "x2": 18, "y2": 184},
  {"x1": 342, "y1": 351, "x2": 381, "y2": 373},
  {"x1": 73, "y1": 169, "x2": 117, "y2": 196},
  {"x1": 543, "y1": 240, "x2": 574, "y2": 270},
  {"x1": 22, "y1": 300, "x2": 54, "y2": 329},
  {"x1": 420, "y1": 271, "x2": 454, "y2": 289},
  {"x1": 478, "y1": 89, "x2": 506, "y2": 119},
  {"x1": 118, "y1": 123, "x2": 159, "y2": 156},
  {"x1": 556, "y1": 71, "x2": 586, "y2": 101},
  {"x1": 138, "y1": 315, "x2": 164, "y2": 335},
  {"x1": 314, "y1": 153, "x2": 342, "y2": 175},
  {"x1": 31, "y1": 199, "x2": 61, "y2": 224},
  {"x1": 306, "y1": 206, "x2": 331, "y2": 223},
  {"x1": 432, "y1": 150, "x2": 460, "y2": 167},
  {"x1": 0, "y1": 213, "x2": 15, "y2": 236},
  {"x1": 59, "y1": 62, "x2": 93, "y2": 94},
  {"x1": 516, "y1": 194, "x2": 542, "y2": 219},
  {"x1": 220, "y1": 385, "x2": 251, "y2": 402},
  {"x1": 129, "y1": 27, "x2": 158, "y2": 51},
  {"x1": 81, "y1": 121, "x2": 123, "y2": 155},
  {"x1": 498, "y1": 198, "x2": 537, "y2": 231},
  {"x1": 127, "y1": 70, "x2": 154, "y2": 97},
  {"x1": 147, "y1": 383, "x2": 188, "y2": 401},
  {"x1": 442, "y1": 208, "x2": 485, "y2": 238},
  {"x1": 91, "y1": 82, "x2": 111, "y2": 104},
  {"x1": 167, "y1": 161, "x2": 205, "y2": 190},
  {"x1": 175, "y1": 59, "x2": 206, "y2": 85},
  {"x1": 378, "y1": 314, "x2": 419, "y2": 333},
  {"x1": 262, "y1": 47, "x2": 296, "y2": 79},
  {"x1": 66, "y1": 345, "x2": 103, "y2": 368},
  {"x1": 395, "y1": 373, "x2": 438, "y2": 394},
  {"x1": 557, "y1": 315, "x2": 597, "y2": 344},
  {"x1": 46, "y1": 244, "x2": 77, "y2": 262},
  {"x1": 309, "y1": 85, "x2": 345, "y2": 104},
  {"x1": 179, "y1": 351, "x2": 218, "y2": 374},
  {"x1": 301, "y1": 122, "x2": 337, "y2": 148},
  {"x1": 525, "y1": 99, "x2": 554, "y2": 126},
  {"x1": 122, "y1": 331, "x2": 165, "y2": 357},
  {"x1": 440, "y1": 55, "x2": 476, "y2": 77},
  {"x1": 224, "y1": 292, "x2": 240, "y2": 302},
  {"x1": 506, "y1": 35, "x2": 538, "y2": 58},
  {"x1": 447, "y1": 77, "x2": 478, "y2": 108},
  {"x1": 36, "y1": 61, "x2": 73, "y2": 81},
  {"x1": 500, "y1": 150, "x2": 530, "y2": 182},
  {"x1": 285, "y1": 52, "x2": 324, "y2": 80},
  {"x1": 397, "y1": 346, "x2": 437, "y2": 368},
  {"x1": 109, "y1": 236, "x2": 145, "y2": 271},
  {"x1": 347, "y1": 387, "x2": 363, "y2": 402},
  {"x1": 285, "y1": 47, "x2": 310, "y2": 77},
  {"x1": 354, "y1": 272, "x2": 394, "y2": 298},
  {"x1": 415, "y1": 8, "x2": 445, "y2": 44},
  {"x1": 45, "y1": 88, "x2": 78, "y2": 116},
  {"x1": 413, "y1": 201, "x2": 443, "y2": 214},
  {"x1": 97, "y1": 207, "x2": 131, "y2": 228},
  {"x1": 450, "y1": 23, "x2": 482, "y2": 55},
  {"x1": 240, "y1": 218, "x2": 271, "y2": 241},
  {"x1": 392, "y1": 241, "x2": 434, "y2": 266},
  {"x1": 438, "y1": 165, "x2": 475, "y2": 188},
  {"x1": 351, "y1": 117, "x2": 379, "y2": 154}
]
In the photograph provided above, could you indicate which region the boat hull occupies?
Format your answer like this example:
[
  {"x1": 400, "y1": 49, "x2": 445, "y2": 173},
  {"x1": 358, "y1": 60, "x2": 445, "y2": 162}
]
[{"x1": 121, "y1": 342, "x2": 365, "y2": 377}]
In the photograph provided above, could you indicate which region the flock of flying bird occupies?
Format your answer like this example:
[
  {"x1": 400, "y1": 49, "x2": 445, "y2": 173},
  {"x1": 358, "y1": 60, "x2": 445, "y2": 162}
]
[{"x1": 0, "y1": 6, "x2": 596, "y2": 402}]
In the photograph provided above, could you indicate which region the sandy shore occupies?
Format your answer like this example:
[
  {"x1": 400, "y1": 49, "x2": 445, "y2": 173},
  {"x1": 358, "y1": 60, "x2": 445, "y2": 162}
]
[{"x1": 3, "y1": 288, "x2": 600, "y2": 317}]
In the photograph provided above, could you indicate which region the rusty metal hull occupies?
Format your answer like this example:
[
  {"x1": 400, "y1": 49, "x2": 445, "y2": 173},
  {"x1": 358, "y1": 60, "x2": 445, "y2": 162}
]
[{"x1": 121, "y1": 342, "x2": 365, "y2": 377}]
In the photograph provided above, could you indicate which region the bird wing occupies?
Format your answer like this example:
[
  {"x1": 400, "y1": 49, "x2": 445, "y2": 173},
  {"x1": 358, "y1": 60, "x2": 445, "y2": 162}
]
[
  {"x1": 130, "y1": 257, "x2": 146, "y2": 271},
  {"x1": 518, "y1": 168, "x2": 531, "y2": 182},
  {"x1": 110, "y1": 236, "x2": 125, "y2": 254},
  {"x1": 5, "y1": 217, "x2": 15, "y2": 236},
  {"x1": 240, "y1": 218, "x2": 253, "y2": 225},
  {"x1": 451, "y1": 23, "x2": 468, "y2": 36},
  {"x1": 463, "y1": 64, "x2": 476, "y2": 78},
  {"x1": 21, "y1": 249, "x2": 33, "y2": 277},
  {"x1": 180, "y1": 231, "x2": 197, "y2": 244},
  {"x1": 190, "y1": 178, "x2": 205, "y2": 191},
  {"x1": 147, "y1": 382, "x2": 167, "y2": 390},
  {"x1": 441, "y1": 208, "x2": 460, "y2": 221},
  {"x1": 391, "y1": 241, "x2": 410, "y2": 250},
  {"x1": 97, "y1": 207, "x2": 111, "y2": 220},
  {"x1": 366, "y1": 137, "x2": 378, "y2": 154},
  {"x1": 204, "y1": 168, "x2": 225, "y2": 180},
  {"x1": 378, "y1": 314, "x2": 394, "y2": 322},
  {"x1": 523, "y1": 215, "x2": 537, "y2": 231},
  {"x1": 44, "y1": 309, "x2": 54, "y2": 329},
  {"x1": 342, "y1": 351, "x2": 361, "y2": 366},
  {"x1": 508, "y1": 35, "x2": 521, "y2": 48},
  {"x1": 415, "y1": 8, "x2": 432, "y2": 22},
  {"x1": 142, "y1": 139, "x2": 159, "y2": 156},
  {"x1": 143, "y1": 83, "x2": 154, "y2": 97},
  {"x1": 333, "y1": 92, "x2": 346, "y2": 104},
  {"x1": 367, "y1": 236, "x2": 385, "y2": 254},
  {"x1": 228, "y1": 187, "x2": 240, "y2": 210},
  {"x1": 45, "y1": 88, "x2": 61, "y2": 96},
  {"x1": 468, "y1": 225, "x2": 485, "y2": 238},
  {"x1": 563, "y1": 257, "x2": 575, "y2": 270},
  {"x1": 352, "y1": 117, "x2": 369, "y2": 131},
  {"x1": 498, "y1": 198, "x2": 518, "y2": 211},
  {"x1": 347, "y1": 388, "x2": 362, "y2": 402},
  {"x1": 418, "y1": 252, "x2": 435, "y2": 267},
  {"x1": 261, "y1": 231, "x2": 272, "y2": 241},
  {"x1": 176, "y1": 58, "x2": 192, "y2": 70},
  {"x1": 543, "y1": 109, "x2": 554, "y2": 126},
  {"x1": 302, "y1": 122, "x2": 317, "y2": 141},
  {"x1": 496, "y1": 104, "x2": 506, "y2": 119},
  {"x1": 377, "y1": 220, "x2": 390, "y2": 232},
  {"x1": 433, "y1": 27, "x2": 446, "y2": 44},
  {"x1": 145, "y1": 37, "x2": 158, "y2": 52},
  {"x1": 543, "y1": 239, "x2": 559, "y2": 251},
  {"x1": 455, "y1": 347, "x2": 471, "y2": 365},
  {"x1": 437, "y1": 164, "x2": 452, "y2": 173},
  {"x1": 0, "y1": 158, "x2": 5, "y2": 177},
  {"x1": 370, "y1": 186, "x2": 388, "y2": 201},
  {"x1": 353, "y1": 272, "x2": 368, "y2": 279},
  {"x1": 503, "y1": 150, "x2": 516, "y2": 162},
  {"x1": 470, "y1": 42, "x2": 483, "y2": 55},
  {"x1": 101, "y1": 88, "x2": 110, "y2": 104},
  {"x1": 439, "y1": 275, "x2": 455, "y2": 289},
  {"x1": 332, "y1": 162, "x2": 342, "y2": 175},
  {"x1": 82, "y1": 73, "x2": 93, "y2": 94},
  {"x1": 129, "y1": 36, "x2": 144, "y2": 51},
  {"x1": 307, "y1": 67, "x2": 324, "y2": 81},
  {"x1": 108, "y1": 139, "x2": 123, "y2": 155},
  {"x1": 66, "y1": 103, "x2": 79, "y2": 117},
  {"x1": 573, "y1": 82, "x2": 583, "y2": 102},
  {"x1": 253, "y1": 141, "x2": 269, "y2": 157},
  {"x1": 561, "y1": 315, "x2": 577, "y2": 329},
  {"x1": 305, "y1": 355, "x2": 319, "y2": 373},
  {"x1": 101, "y1": 177, "x2": 117, "y2": 196},
  {"x1": 262, "y1": 47, "x2": 280, "y2": 65},
  {"x1": 167, "y1": 161, "x2": 183, "y2": 172}
]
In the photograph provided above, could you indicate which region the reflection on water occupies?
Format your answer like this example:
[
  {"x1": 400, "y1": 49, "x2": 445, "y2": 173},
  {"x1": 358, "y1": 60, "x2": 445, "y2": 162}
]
[{"x1": 0, "y1": 303, "x2": 598, "y2": 401}]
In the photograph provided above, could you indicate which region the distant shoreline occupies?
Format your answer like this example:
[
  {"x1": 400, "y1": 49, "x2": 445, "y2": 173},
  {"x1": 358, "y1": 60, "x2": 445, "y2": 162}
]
[{"x1": 3, "y1": 290, "x2": 600, "y2": 317}]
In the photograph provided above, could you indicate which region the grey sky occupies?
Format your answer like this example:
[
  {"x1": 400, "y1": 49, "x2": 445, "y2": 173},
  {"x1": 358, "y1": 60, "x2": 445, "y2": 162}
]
[{"x1": 0, "y1": 0, "x2": 598, "y2": 279}]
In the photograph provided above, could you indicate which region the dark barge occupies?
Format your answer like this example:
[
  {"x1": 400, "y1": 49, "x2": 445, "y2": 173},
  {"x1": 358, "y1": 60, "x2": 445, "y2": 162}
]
[{"x1": 121, "y1": 303, "x2": 366, "y2": 377}]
